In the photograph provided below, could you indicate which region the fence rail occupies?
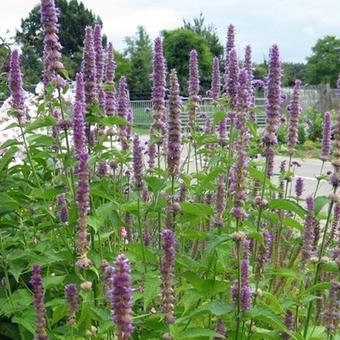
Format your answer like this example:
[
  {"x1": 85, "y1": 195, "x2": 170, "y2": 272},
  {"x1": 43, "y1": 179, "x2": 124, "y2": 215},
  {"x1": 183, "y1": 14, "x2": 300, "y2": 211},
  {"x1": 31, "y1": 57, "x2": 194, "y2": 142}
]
[{"x1": 131, "y1": 97, "x2": 267, "y2": 128}]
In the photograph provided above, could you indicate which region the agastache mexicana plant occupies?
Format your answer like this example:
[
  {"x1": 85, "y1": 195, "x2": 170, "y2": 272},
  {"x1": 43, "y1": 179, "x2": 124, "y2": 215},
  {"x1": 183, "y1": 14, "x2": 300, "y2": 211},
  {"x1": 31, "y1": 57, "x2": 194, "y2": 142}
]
[
  {"x1": 322, "y1": 280, "x2": 340, "y2": 334},
  {"x1": 209, "y1": 57, "x2": 221, "y2": 101},
  {"x1": 214, "y1": 174, "x2": 226, "y2": 227},
  {"x1": 244, "y1": 45, "x2": 256, "y2": 121},
  {"x1": 30, "y1": 265, "x2": 48, "y2": 340},
  {"x1": 40, "y1": 0, "x2": 65, "y2": 87},
  {"x1": 57, "y1": 193, "x2": 68, "y2": 223},
  {"x1": 132, "y1": 135, "x2": 144, "y2": 191},
  {"x1": 226, "y1": 48, "x2": 239, "y2": 109},
  {"x1": 111, "y1": 254, "x2": 133, "y2": 340},
  {"x1": 224, "y1": 24, "x2": 235, "y2": 88},
  {"x1": 160, "y1": 229, "x2": 176, "y2": 324},
  {"x1": 105, "y1": 42, "x2": 117, "y2": 115},
  {"x1": 94, "y1": 24, "x2": 105, "y2": 109},
  {"x1": 320, "y1": 111, "x2": 331, "y2": 161}
]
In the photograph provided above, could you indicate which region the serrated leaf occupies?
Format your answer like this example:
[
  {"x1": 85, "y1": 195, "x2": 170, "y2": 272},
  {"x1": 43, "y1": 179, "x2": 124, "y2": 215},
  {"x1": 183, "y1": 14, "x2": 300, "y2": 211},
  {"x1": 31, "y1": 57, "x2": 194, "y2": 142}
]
[
  {"x1": 269, "y1": 199, "x2": 305, "y2": 218},
  {"x1": 25, "y1": 115, "x2": 56, "y2": 133},
  {"x1": 143, "y1": 274, "x2": 160, "y2": 310}
]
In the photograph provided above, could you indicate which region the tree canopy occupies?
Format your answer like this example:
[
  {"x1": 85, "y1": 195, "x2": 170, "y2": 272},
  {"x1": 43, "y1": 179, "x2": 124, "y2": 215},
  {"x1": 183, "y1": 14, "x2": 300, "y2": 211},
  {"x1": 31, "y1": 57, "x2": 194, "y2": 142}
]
[
  {"x1": 162, "y1": 28, "x2": 213, "y2": 96},
  {"x1": 305, "y1": 35, "x2": 340, "y2": 87}
]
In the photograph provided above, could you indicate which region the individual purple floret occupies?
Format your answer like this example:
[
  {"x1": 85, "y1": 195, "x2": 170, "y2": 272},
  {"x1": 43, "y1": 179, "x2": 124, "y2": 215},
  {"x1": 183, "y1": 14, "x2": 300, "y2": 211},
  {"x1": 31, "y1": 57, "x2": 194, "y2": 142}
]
[
  {"x1": 65, "y1": 284, "x2": 79, "y2": 325},
  {"x1": 105, "y1": 42, "x2": 117, "y2": 115},
  {"x1": 160, "y1": 229, "x2": 176, "y2": 324},
  {"x1": 72, "y1": 73, "x2": 86, "y2": 160},
  {"x1": 57, "y1": 193, "x2": 68, "y2": 223},
  {"x1": 320, "y1": 111, "x2": 331, "y2": 161},
  {"x1": 295, "y1": 177, "x2": 304, "y2": 199},
  {"x1": 287, "y1": 79, "x2": 302, "y2": 153},
  {"x1": 9, "y1": 50, "x2": 25, "y2": 123},
  {"x1": 301, "y1": 195, "x2": 314, "y2": 268},
  {"x1": 226, "y1": 48, "x2": 239, "y2": 108},
  {"x1": 133, "y1": 135, "x2": 144, "y2": 190},
  {"x1": 167, "y1": 69, "x2": 182, "y2": 177},
  {"x1": 94, "y1": 24, "x2": 105, "y2": 108},
  {"x1": 188, "y1": 49, "x2": 200, "y2": 129},
  {"x1": 40, "y1": 0, "x2": 65, "y2": 87},
  {"x1": 208, "y1": 57, "x2": 221, "y2": 101},
  {"x1": 30, "y1": 265, "x2": 48, "y2": 340},
  {"x1": 111, "y1": 254, "x2": 133, "y2": 339},
  {"x1": 82, "y1": 26, "x2": 97, "y2": 106}
]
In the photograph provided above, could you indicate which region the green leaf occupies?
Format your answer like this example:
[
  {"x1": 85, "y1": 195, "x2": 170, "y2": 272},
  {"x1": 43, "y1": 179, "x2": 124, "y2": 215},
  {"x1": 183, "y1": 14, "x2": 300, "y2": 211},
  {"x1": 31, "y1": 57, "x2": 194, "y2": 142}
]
[
  {"x1": 180, "y1": 202, "x2": 214, "y2": 218},
  {"x1": 180, "y1": 328, "x2": 225, "y2": 339},
  {"x1": 196, "y1": 300, "x2": 234, "y2": 316},
  {"x1": 213, "y1": 111, "x2": 226, "y2": 125},
  {"x1": 25, "y1": 115, "x2": 56, "y2": 133},
  {"x1": 43, "y1": 275, "x2": 65, "y2": 289},
  {"x1": 0, "y1": 139, "x2": 21, "y2": 149},
  {"x1": 143, "y1": 274, "x2": 160, "y2": 310},
  {"x1": 101, "y1": 115, "x2": 128, "y2": 126},
  {"x1": 268, "y1": 199, "x2": 306, "y2": 218},
  {"x1": 144, "y1": 175, "x2": 167, "y2": 193},
  {"x1": 0, "y1": 147, "x2": 18, "y2": 172},
  {"x1": 314, "y1": 196, "x2": 329, "y2": 216}
]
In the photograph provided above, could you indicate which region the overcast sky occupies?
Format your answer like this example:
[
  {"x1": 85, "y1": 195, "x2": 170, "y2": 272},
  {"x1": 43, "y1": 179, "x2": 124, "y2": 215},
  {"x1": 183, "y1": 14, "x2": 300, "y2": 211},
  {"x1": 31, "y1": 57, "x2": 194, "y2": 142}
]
[{"x1": 1, "y1": 0, "x2": 340, "y2": 63}]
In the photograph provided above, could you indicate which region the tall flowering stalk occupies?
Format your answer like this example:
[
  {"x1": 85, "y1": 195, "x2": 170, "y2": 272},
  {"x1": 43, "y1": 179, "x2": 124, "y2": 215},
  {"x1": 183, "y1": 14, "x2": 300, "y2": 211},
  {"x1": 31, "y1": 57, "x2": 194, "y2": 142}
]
[
  {"x1": 167, "y1": 69, "x2": 182, "y2": 178},
  {"x1": 94, "y1": 24, "x2": 105, "y2": 108},
  {"x1": 240, "y1": 256, "x2": 252, "y2": 311},
  {"x1": 111, "y1": 254, "x2": 133, "y2": 340},
  {"x1": 262, "y1": 44, "x2": 281, "y2": 178},
  {"x1": 117, "y1": 77, "x2": 129, "y2": 151},
  {"x1": 244, "y1": 45, "x2": 256, "y2": 121},
  {"x1": 214, "y1": 174, "x2": 226, "y2": 227},
  {"x1": 188, "y1": 49, "x2": 200, "y2": 129},
  {"x1": 132, "y1": 135, "x2": 144, "y2": 191},
  {"x1": 295, "y1": 177, "x2": 304, "y2": 200},
  {"x1": 322, "y1": 280, "x2": 340, "y2": 334},
  {"x1": 226, "y1": 48, "x2": 239, "y2": 109},
  {"x1": 57, "y1": 193, "x2": 68, "y2": 223},
  {"x1": 215, "y1": 319, "x2": 226, "y2": 339},
  {"x1": 105, "y1": 42, "x2": 117, "y2": 115},
  {"x1": 149, "y1": 37, "x2": 166, "y2": 153},
  {"x1": 224, "y1": 24, "x2": 235, "y2": 87},
  {"x1": 82, "y1": 26, "x2": 97, "y2": 107},
  {"x1": 287, "y1": 79, "x2": 301, "y2": 153},
  {"x1": 30, "y1": 265, "x2": 48, "y2": 340},
  {"x1": 209, "y1": 57, "x2": 221, "y2": 101},
  {"x1": 301, "y1": 196, "x2": 314, "y2": 268},
  {"x1": 320, "y1": 111, "x2": 331, "y2": 161},
  {"x1": 72, "y1": 73, "x2": 86, "y2": 159},
  {"x1": 9, "y1": 50, "x2": 25, "y2": 124},
  {"x1": 282, "y1": 310, "x2": 294, "y2": 340},
  {"x1": 160, "y1": 229, "x2": 176, "y2": 324},
  {"x1": 40, "y1": 0, "x2": 64, "y2": 87},
  {"x1": 65, "y1": 284, "x2": 79, "y2": 325}
]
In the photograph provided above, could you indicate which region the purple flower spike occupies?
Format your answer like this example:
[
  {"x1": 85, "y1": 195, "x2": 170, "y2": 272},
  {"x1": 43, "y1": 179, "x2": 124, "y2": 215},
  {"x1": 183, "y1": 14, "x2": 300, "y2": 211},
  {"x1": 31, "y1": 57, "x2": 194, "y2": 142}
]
[
  {"x1": 94, "y1": 24, "x2": 105, "y2": 108},
  {"x1": 57, "y1": 194, "x2": 68, "y2": 223},
  {"x1": 105, "y1": 42, "x2": 117, "y2": 115},
  {"x1": 209, "y1": 57, "x2": 221, "y2": 101},
  {"x1": 40, "y1": 0, "x2": 64, "y2": 87},
  {"x1": 150, "y1": 37, "x2": 167, "y2": 144},
  {"x1": 323, "y1": 280, "x2": 340, "y2": 334},
  {"x1": 214, "y1": 319, "x2": 226, "y2": 339},
  {"x1": 161, "y1": 229, "x2": 176, "y2": 324},
  {"x1": 240, "y1": 258, "x2": 252, "y2": 311},
  {"x1": 287, "y1": 79, "x2": 302, "y2": 153},
  {"x1": 244, "y1": 45, "x2": 256, "y2": 121},
  {"x1": 9, "y1": 50, "x2": 25, "y2": 123},
  {"x1": 82, "y1": 26, "x2": 97, "y2": 106},
  {"x1": 72, "y1": 73, "x2": 86, "y2": 160},
  {"x1": 295, "y1": 177, "x2": 304, "y2": 199},
  {"x1": 65, "y1": 284, "x2": 79, "y2": 325},
  {"x1": 188, "y1": 49, "x2": 200, "y2": 129},
  {"x1": 30, "y1": 265, "x2": 48, "y2": 340},
  {"x1": 117, "y1": 76, "x2": 129, "y2": 151},
  {"x1": 282, "y1": 310, "x2": 294, "y2": 339},
  {"x1": 226, "y1": 48, "x2": 239, "y2": 108},
  {"x1": 301, "y1": 195, "x2": 314, "y2": 268},
  {"x1": 321, "y1": 112, "x2": 331, "y2": 161},
  {"x1": 111, "y1": 254, "x2": 133, "y2": 339},
  {"x1": 167, "y1": 69, "x2": 182, "y2": 177},
  {"x1": 133, "y1": 135, "x2": 144, "y2": 190},
  {"x1": 238, "y1": 68, "x2": 251, "y2": 111},
  {"x1": 225, "y1": 24, "x2": 235, "y2": 66}
]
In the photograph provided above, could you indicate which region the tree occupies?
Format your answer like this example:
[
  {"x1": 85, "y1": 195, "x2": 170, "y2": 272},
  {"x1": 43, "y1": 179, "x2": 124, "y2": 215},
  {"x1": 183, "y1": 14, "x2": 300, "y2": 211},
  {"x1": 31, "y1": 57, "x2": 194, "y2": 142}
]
[
  {"x1": 162, "y1": 28, "x2": 213, "y2": 96},
  {"x1": 282, "y1": 63, "x2": 306, "y2": 87},
  {"x1": 183, "y1": 13, "x2": 224, "y2": 58},
  {"x1": 305, "y1": 36, "x2": 340, "y2": 87},
  {"x1": 15, "y1": 0, "x2": 103, "y2": 83},
  {"x1": 124, "y1": 26, "x2": 152, "y2": 100}
]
